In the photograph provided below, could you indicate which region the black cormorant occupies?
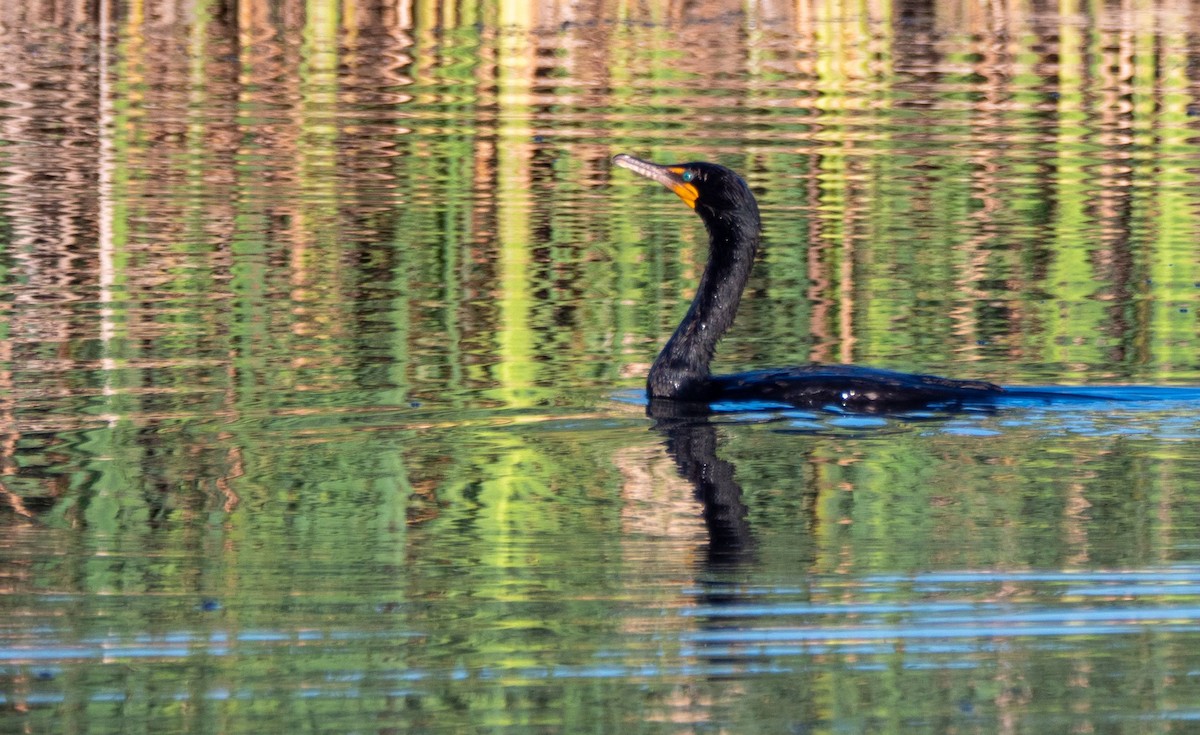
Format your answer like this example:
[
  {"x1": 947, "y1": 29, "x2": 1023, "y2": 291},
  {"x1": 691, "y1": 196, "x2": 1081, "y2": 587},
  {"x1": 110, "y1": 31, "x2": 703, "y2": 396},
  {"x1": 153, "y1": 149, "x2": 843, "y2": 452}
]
[{"x1": 613, "y1": 153, "x2": 1003, "y2": 411}]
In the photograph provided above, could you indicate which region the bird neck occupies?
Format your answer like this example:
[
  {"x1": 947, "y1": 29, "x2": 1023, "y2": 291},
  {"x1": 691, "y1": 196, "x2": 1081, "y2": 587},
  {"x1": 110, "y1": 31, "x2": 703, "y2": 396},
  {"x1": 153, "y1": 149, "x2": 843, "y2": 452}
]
[{"x1": 648, "y1": 211, "x2": 760, "y2": 400}]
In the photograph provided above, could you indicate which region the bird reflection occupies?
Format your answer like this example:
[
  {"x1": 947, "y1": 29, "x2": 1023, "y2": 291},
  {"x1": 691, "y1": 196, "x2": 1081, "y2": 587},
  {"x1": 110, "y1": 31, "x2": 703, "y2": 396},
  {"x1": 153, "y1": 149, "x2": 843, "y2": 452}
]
[{"x1": 646, "y1": 398, "x2": 755, "y2": 568}]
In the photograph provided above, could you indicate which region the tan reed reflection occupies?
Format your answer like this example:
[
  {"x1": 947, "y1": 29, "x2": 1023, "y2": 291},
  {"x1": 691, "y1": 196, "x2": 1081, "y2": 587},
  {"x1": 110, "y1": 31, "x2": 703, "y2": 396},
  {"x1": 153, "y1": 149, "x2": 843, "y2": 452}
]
[{"x1": 0, "y1": 0, "x2": 1197, "y2": 519}]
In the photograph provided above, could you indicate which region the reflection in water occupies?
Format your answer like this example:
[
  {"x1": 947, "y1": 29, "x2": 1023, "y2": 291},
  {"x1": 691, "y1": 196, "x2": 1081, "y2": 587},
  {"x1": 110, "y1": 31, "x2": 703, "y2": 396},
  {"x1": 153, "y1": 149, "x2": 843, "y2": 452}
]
[
  {"x1": 647, "y1": 399, "x2": 755, "y2": 568},
  {"x1": 3, "y1": 1, "x2": 1200, "y2": 732}
]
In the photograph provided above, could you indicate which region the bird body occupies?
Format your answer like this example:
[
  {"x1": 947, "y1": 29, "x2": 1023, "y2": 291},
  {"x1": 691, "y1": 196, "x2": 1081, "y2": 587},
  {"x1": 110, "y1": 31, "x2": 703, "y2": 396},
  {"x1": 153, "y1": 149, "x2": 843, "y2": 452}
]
[
  {"x1": 710, "y1": 365, "x2": 1001, "y2": 410},
  {"x1": 613, "y1": 153, "x2": 1004, "y2": 411}
]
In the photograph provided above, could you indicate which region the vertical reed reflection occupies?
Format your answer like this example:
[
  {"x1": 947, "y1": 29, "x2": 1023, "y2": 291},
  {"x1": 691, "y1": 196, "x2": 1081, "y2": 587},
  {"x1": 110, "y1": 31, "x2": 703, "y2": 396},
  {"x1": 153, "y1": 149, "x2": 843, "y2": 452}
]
[
  {"x1": 0, "y1": 0, "x2": 1195, "y2": 541},
  {"x1": 2, "y1": 3, "x2": 1200, "y2": 732}
]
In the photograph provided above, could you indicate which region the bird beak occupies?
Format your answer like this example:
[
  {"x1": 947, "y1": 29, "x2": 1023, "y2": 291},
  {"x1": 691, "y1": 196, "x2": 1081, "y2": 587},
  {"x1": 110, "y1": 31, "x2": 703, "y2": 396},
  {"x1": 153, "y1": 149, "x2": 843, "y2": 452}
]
[{"x1": 612, "y1": 154, "x2": 699, "y2": 209}]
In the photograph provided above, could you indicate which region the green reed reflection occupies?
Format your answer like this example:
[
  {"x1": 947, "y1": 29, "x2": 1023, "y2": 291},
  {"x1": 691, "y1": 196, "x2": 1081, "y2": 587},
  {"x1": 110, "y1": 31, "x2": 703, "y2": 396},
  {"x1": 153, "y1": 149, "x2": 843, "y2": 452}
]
[{"x1": 4, "y1": 1, "x2": 1200, "y2": 733}]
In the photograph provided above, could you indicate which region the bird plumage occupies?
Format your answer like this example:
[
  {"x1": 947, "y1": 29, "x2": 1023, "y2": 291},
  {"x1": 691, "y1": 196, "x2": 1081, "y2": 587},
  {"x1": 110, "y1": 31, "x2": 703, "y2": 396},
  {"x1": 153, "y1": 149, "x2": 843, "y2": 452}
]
[{"x1": 613, "y1": 153, "x2": 1003, "y2": 410}]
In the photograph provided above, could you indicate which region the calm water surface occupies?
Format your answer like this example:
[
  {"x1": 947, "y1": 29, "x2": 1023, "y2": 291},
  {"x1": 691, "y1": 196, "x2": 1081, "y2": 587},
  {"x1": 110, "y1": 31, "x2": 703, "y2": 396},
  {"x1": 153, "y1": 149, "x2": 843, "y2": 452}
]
[{"x1": 4, "y1": 1, "x2": 1200, "y2": 732}]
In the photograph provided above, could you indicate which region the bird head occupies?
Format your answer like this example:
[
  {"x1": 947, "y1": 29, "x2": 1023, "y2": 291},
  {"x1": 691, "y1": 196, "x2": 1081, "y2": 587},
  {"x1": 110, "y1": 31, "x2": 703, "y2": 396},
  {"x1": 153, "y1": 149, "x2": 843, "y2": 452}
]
[{"x1": 612, "y1": 153, "x2": 760, "y2": 232}]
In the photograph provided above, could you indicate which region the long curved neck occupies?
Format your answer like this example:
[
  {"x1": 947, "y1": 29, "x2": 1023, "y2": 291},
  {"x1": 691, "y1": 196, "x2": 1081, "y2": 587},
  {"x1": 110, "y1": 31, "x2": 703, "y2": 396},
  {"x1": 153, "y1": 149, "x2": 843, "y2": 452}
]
[{"x1": 648, "y1": 208, "x2": 760, "y2": 399}]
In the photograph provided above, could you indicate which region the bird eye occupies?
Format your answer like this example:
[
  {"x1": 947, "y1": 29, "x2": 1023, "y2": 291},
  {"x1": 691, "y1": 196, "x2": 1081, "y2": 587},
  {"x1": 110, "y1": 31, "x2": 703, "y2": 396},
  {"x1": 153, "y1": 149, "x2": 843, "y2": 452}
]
[{"x1": 681, "y1": 170, "x2": 695, "y2": 183}]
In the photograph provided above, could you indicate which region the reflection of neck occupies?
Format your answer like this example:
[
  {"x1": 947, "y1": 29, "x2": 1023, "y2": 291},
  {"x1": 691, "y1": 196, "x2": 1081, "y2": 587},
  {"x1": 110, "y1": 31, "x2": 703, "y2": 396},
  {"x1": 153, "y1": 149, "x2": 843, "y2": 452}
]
[
  {"x1": 648, "y1": 399, "x2": 753, "y2": 565},
  {"x1": 647, "y1": 214, "x2": 760, "y2": 400}
]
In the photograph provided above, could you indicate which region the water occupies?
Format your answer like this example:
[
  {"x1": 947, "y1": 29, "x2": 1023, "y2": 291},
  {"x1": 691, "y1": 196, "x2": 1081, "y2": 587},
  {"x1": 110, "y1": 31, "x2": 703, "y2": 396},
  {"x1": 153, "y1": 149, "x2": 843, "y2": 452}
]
[{"x1": 4, "y1": 1, "x2": 1200, "y2": 732}]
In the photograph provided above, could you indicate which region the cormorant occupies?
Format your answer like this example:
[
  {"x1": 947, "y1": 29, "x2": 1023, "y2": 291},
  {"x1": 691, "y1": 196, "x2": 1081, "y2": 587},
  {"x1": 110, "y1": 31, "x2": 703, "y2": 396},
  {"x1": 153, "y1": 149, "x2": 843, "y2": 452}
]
[{"x1": 613, "y1": 153, "x2": 1003, "y2": 411}]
